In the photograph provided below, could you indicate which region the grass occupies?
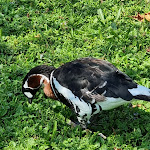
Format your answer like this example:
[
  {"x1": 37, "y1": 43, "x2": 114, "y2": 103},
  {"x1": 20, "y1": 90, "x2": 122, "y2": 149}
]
[{"x1": 0, "y1": 0, "x2": 150, "y2": 149}]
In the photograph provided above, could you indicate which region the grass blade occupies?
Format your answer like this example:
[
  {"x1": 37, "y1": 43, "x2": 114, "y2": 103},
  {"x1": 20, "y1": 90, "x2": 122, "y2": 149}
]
[
  {"x1": 51, "y1": 120, "x2": 57, "y2": 142},
  {"x1": 0, "y1": 28, "x2": 2, "y2": 39},
  {"x1": 115, "y1": 7, "x2": 122, "y2": 22},
  {"x1": 97, "y1": 8, "x2": 105, "y2": 23}
]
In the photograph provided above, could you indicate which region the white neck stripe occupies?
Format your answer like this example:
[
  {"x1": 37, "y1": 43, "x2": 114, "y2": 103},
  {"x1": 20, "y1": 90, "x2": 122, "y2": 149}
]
[{"x1": 50, "y1": 70, "x2": 58, "y2": 98}]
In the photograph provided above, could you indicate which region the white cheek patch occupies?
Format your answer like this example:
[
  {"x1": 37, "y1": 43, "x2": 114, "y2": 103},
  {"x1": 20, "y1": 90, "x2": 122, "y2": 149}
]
[
  {"x1": 24, "y1": 92, "x2": 33, "y2": 98},
  {"x1": 23, "y1": 81, "x2": 28, "y2": 89}
]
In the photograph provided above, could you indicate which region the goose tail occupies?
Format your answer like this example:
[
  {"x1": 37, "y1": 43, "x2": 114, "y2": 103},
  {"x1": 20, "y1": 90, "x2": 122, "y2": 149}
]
[{"x1": 128, "y1": 85, "x2": 150, "y2": 101}]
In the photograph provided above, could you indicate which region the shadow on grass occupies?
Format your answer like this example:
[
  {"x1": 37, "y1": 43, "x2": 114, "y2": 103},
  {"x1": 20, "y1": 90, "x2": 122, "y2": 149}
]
[
  {"x1": 61, "y1": 103, "x2": 150, "y2": 135},
  {"x1": 53, "y1": 103, "x2": 150, "y2": 148}
]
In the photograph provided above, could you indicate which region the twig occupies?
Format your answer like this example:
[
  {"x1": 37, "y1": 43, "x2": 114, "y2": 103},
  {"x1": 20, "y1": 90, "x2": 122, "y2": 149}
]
[{"x1": 98, "y1": 133, "x2": 107, "y2": 139}]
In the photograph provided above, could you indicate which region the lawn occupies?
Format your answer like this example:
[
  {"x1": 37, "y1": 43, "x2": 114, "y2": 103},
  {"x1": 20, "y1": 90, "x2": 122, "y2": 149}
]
[{"x1": 0, "y1": 0, "x2": 150, "y2": 149}]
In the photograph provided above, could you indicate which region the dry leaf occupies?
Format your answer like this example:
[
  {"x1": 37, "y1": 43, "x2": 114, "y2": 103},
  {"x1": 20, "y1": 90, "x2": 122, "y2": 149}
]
[
  {"x1": 145, "y1": 12, "x2": 150, "y2": 21},
  {"x1": 132, "y1": 104, "x2": 142, "y2": 108},
  {"x1": 130, "y1": 12, "x2": 150, "y2": 22},
  {"x1": 59, "y1": 16, "x2": 64, "y2": 19},
  {"x1": 132, "y1": 104, "x2": 147, "y2": 110},
  {"x1": 112, "y1": 127, "x2": 116, "y2": 135},
  {"x1": 27, "y1": 13, "x2": 29, "y2": 18},
  {"x1": 146, "y1": 47, "x2": 150, "y2": 52},
  {"x1": 114, "y1": 147, "x2": 122, "y2": 150},
  {"x1": 131, "y1": 13, "x2": 144, "y2": 22},
  {"x1": 35, "y1": 34, "x2": 40, "y2": 38},
  {"x1": 45, "y1": 8, "x2": 49, "y2": 13}
]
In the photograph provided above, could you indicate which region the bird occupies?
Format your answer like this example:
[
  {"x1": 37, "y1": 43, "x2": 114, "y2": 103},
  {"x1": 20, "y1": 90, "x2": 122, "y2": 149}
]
[{"x1": 22, "y1": 57, "x2": 150, "y2": 129}]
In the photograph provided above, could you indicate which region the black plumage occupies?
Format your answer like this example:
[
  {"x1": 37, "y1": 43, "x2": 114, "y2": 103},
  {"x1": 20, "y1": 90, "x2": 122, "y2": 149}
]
[{"x1": 53, "y1": 58, "x2": 137, "y2": 102}]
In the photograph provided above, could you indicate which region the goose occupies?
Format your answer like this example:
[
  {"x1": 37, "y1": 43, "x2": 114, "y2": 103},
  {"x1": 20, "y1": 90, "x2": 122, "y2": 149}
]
[{"x1": 22, "y1": 57, "x2": 150, "y2": 133}]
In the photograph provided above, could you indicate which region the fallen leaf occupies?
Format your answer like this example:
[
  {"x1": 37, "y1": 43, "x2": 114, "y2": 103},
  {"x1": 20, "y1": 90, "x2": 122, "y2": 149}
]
[
  {"x1": 131, "y1": 13, "x2": 144, "y2": 22},
  {"x1": 132, "y1": 104, "x2": 147, "y2": 110},
  {"x1": 132, "y1": 104, "x2": 142, "y2": 108},
  {"x1": 114, "y1": 147, "x2": 122, "y2": 150},
  {"x1": 137, "y1": 104, "x2": 142, "y2": 107},
  {"x1": 146, "y1": 47, "x2": 150, "y2": 52},
  {"x1": 45, "y1": 8, "x2": 49, "y2": 13},
  {"x1": 27, "y1": 13, "x2": 29, "y2": 18},
  {"x1": 112, "y1": 127, "x2": 116, "y2": 135},
  {"x1": 59, "y1": 16, "x2": 64, "y2": 19},
  {"x1": 145, "y1": 12, "x2": 150, "y2": 21},
  {"x1": 35, "y1": 34, "x2": 40, "y2": 38},
  {"x1": 130, "y1": 12, "x2": 150, "y2": 22}
]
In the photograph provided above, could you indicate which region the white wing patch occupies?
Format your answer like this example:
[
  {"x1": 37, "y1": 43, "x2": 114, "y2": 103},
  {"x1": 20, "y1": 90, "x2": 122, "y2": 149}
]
[
  {"x1": 98, "y1": 97, "x2": 129, "y2": 110},
  {"x1": 99, "y1": 81, "x2": 107, "y2": 88},
  {"x1": 52, "y1": 77, "x2": 92, "y2": 118},
  {"x1": 128, "y1": 85, "x2": 150, "y2": 96},
  {"x1": 93, "y1": 104, "x2": 101, "y2": 114}
]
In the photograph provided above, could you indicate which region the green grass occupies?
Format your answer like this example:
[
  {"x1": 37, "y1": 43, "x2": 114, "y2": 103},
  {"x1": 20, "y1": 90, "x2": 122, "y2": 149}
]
[{"x1": 0, "y1": 0, "x2": 150, "y2": 149}]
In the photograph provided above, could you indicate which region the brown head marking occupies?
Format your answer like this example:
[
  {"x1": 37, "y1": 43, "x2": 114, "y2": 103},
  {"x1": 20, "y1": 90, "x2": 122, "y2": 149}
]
[{"x1": 28, "y1": 75, "x2": 42, "y2": 88}]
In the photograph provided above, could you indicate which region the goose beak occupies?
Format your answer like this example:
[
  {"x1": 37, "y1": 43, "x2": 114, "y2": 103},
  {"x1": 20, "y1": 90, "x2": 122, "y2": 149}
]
[{"x1": 28, "y1": 98, "x2": 32, "y2": 104}]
